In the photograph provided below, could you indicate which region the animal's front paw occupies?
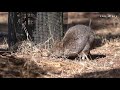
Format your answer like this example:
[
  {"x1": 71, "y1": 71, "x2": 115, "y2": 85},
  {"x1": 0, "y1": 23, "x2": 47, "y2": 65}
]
[{"x1": 78, "y1": 53, "x2": 90, "y2": 60}]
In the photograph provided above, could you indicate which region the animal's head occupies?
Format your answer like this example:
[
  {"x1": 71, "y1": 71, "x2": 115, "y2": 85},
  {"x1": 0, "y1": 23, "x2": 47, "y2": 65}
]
[{"x1": 50, "y1": 40, "x2": 64, "y2": 57}]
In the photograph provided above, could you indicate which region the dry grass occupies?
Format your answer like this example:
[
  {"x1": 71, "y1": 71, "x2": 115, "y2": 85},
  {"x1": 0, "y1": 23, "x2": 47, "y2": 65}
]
[
  {"x1": 0, "y1": 12, "x2": 120, "y2": 78},
  {"x1": 0, "y1": 37, "x2": 8, "y2": 50},
  {"x1": 0, "y1": 32, "x2": 120, "y2": 78}
]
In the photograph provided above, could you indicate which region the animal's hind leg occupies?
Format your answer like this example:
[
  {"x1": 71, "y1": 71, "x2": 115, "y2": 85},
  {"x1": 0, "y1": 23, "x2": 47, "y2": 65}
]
[
  {"x1": 78, "y1": 42, "x2": 92, "y2": 60},
  {"x1": 82, "y1": 52, "x2": 89, "y2": 60},
  {"x1": 78, "y1": 51, "x2": 90, "y2": 60}
]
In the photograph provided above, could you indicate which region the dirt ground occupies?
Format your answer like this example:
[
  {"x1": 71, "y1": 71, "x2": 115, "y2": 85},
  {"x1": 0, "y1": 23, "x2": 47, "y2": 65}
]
[{"x1": 0, "y1": 12, "x2": 120, "y2": 78}]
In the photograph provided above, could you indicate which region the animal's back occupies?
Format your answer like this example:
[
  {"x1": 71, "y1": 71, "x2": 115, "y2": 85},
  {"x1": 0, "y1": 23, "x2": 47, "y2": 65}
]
[{"x1": 63, "y1": 25, "x2": 93, "y2": 42}]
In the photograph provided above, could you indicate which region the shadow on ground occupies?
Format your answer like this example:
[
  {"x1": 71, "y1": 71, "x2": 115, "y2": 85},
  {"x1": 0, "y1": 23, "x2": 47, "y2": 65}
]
[
  {"x1": 0, "y1": 56, "x2": 47, "y2": 78},
  {"x1": 92, "y1": 34, "x2": 120, "y2": 49},
  {"x1": 72, "y1": 68, "x2": 120, "y2": 78},
  {"x1": 66, "y1": 54, "x2": 106, "y2": 61},
  {"x1": 90, "y1": 54, "x2": 106, "y2": 60}
]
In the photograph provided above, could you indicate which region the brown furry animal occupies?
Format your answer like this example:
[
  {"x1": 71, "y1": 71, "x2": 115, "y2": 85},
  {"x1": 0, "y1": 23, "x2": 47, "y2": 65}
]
[{"x1": 51, "y1": 25, "x2": 95, "y2": 60}]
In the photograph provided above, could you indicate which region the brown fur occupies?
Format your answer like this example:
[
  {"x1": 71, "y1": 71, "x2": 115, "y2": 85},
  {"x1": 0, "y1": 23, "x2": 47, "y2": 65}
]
[{"x1": 51, "y1": 25, "x2": 95, "y2": 60}]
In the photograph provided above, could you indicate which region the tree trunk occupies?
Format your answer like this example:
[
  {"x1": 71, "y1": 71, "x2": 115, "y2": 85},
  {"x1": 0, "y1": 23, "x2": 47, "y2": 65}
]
[
  {"x1": 33, "y1": 12, "x2": 63, "y2": 44},
  {"x1": 8, "y1": 12, "x2": 63, "y2": 50}
]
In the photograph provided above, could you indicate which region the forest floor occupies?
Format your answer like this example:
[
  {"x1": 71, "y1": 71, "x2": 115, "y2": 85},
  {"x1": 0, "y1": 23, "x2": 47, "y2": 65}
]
[{"x1": 0, "y1": 12, "x2": 120, "y2": 78}]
